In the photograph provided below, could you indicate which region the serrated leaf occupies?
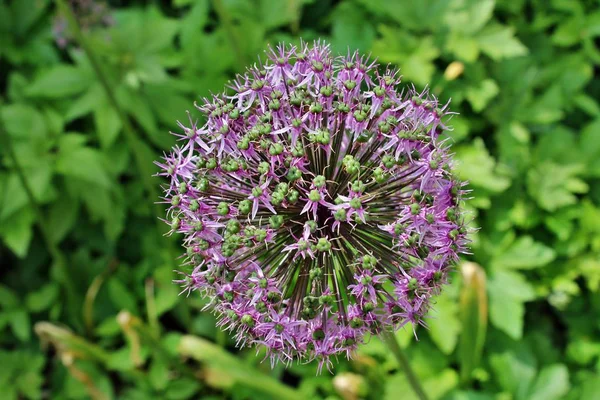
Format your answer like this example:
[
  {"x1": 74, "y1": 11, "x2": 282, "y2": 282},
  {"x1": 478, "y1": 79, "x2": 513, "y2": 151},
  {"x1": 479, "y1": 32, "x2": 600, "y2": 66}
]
[
  {"x1": 477, "y1": 25, "x2": 528, "y2": 60},
  {"x1": 465, "y1": 79, "x2": 499, "y2": 112},
  {"x1": 446, "y1": 33, "x2": 480, "y2": 62},
  {"x1": 454, "y1": 138, "x2": 511, "y2": 193},
  {"x1": 527, "y1": 162, "x2": 588, "y2": 211},
  {"x1": 372, "y1": 26, "x2": 439, "y2": 86},
  {"x1": 487, "y1": 270, "x2": 535, "y2": 339},
  {"x1": 491, "y1": 236, "x2": 556, "y2": 270}
]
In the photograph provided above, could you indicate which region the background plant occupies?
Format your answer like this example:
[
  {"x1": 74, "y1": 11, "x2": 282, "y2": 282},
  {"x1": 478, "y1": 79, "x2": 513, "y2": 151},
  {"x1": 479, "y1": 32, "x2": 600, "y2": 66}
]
[{"x1": 0, "y1": 0, "x2": 599, "y2": 399}]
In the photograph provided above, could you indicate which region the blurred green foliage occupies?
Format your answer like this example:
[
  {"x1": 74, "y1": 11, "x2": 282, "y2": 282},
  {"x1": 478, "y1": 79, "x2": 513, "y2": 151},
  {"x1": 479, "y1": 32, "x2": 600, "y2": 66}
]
[{"x1": 1, "y1": 0, "x2": 600, "y2": 399}]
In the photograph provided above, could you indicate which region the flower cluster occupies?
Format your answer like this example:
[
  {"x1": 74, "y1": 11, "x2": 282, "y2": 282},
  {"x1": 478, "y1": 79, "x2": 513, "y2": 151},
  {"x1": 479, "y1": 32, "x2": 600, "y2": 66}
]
[{"x1": 158, "y1": 41, "x2": 469, "y2": 372}]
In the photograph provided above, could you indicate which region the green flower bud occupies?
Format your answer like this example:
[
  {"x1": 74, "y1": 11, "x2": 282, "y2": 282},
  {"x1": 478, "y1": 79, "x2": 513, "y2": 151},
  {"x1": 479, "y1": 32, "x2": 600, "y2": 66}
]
[
  {"x1": 316, "y1": 237, "x2": 331, "y2": 252},
  {"x1": 238, "y1": 199, "x2": 252, "y2": 214},
  {"x1": 269, "y1": 215, "x2": 284, "y2": 229},
  {"x1": 313, "y1": 175, "x2": 326, "y2": 188},
  {"x1": 309, "y1": 189, "x2": 322, "y2": 202},
  {"x1": 217, "y1": 202, "x2": 230, "y2": 216}
]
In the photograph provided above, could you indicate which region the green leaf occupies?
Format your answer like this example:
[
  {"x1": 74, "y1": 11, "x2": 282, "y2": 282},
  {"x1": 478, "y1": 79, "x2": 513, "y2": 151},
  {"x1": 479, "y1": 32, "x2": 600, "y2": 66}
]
[
  {"x1": 465, "y1": 79, "x2": 499, "y2": 112},
  {"x1": 527, "y1": 162, "x2": 588, "y2": 211},
  {"x1": 1, "y1": 103, "x2": 47, "y2": 141},
  {"x1": 107, "y1": 279, "x2": 139, "y2": 314},
  {"x1": 331, "y1": 2, "x2": 376, "y2": 53},
  {"x1": 55, "y1": 134, "x2": 112, "y2": 189},
  {"x1": 491, "y1": 236, "x2": 556, "y2": 270},
  {"x1": 180, "y1": 0, "x2": 210, "y2": 48},
  {"x1": 372, "y1": 26, "x2": 439, "y2": 86},
  {"x1": 528, "y1": 364, "x2": 570, "y2": 400},
  {"x1": 154, "y1": 284, "x2": 180, "y2": 316},
  {"x1": 454, "y1": 138, "x2": 511, "y2": 193},
  {"x1": 94, "y1": 101, "x2": 122, "y2": 149},
  {"x1": 385, "y1": 368, "x2": 458, "y2": 400},
  {"x1": 477, "y1": 25, "x2": 528, "y2": 60},
  {"x1": 356, "y1": 0, "x2": 449, "y2": 33},
  {"x1": 0, "y1": 208, "x2": 35, "y2": 258},
  {"x1": 46, "y1": 194, "x2": 79, "y2": 245},
  {"x1": 113, "y1": 7, "x2": 179, "y2": 55},
  {"x1": 581, "y1": 376, "x2": 600, "y2": 400},
  {"x1": 26, "y1": 283, "x2": 60, "y2": 313},
  {"x1": 165, "y1": 378, "x2": 202, "y2": 400},
  {"x1": 576, "y1": 256, "x2": 600, "y2": 292},
  {"x1": 25, "y1": 65, "x2": 91, "y2": 98},
  {"x1": 444, "y1": 0, "x2": 495, "y2": 35},
  {"x1": 446, "y1": 33, "x2": 480, "y2": 62},
  {"x1": 428, "y1": 285, "x2": 460, "y2": 355},
  {"x1": 487, "y1": 270, "x2": 535, "y2": 339},
  {"x1": 580, "y1": 118, "x2": 600, "y2": 176},
  {"x1": 9, "y1": 309, "x2": 31, "y2": 342},
  {"x1": 0, "y1": 285, "x2": 19, "y2": 309},
  {"x1": 552, "y1": 16, "x2": 584, "y2": 47},
  {"x1": 259, "y1": 0, "x2": 300, "y2": 30},
  {"x1": 574, "y1": 94, "x2": 600, "y2": 117},
  {"x1": 145, "y1": 84, "x2": 192, "y2": 131},
  {"x1": 149, "y1": 357, "x2": 169, "y2": 391},
  {"x1": 65, "y1": 83, "x2": 103, "y2": 122},
  {"x1": 489, "y1": 349, "x2": 536, "y2": 398}
]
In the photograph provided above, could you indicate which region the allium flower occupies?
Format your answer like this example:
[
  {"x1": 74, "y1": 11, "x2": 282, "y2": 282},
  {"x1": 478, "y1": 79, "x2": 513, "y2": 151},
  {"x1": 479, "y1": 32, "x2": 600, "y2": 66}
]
[{"x1": 158, "y1": 41, "x2": 469, "y2": 372}]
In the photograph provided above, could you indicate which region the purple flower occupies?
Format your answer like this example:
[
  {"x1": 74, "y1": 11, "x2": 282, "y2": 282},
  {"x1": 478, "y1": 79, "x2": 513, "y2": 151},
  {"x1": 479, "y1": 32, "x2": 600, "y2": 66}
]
[{"x1": 158, "y1": 41, "x2": 469, "y2": 372}]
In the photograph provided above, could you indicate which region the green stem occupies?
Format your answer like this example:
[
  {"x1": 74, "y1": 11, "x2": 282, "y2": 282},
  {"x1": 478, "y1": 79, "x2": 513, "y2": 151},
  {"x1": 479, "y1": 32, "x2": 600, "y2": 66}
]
[
  {"x1": 382, "y1": 330, "x2": 429, "y2": 400},
  {"x1": 212, "y1": 0, "x2": 248, "y2": 68}
]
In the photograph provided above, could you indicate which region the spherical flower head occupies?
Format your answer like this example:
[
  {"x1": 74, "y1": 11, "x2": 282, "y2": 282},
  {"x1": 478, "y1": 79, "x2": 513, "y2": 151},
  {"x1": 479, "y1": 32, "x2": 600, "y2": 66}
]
[{"x1": 157, "y1": 41, "x2": 469, "y2": 372}]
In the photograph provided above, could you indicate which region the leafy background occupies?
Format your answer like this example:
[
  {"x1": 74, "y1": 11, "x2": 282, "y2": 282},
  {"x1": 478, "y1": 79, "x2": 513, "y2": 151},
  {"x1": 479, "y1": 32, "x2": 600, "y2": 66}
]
[{"x1": 1, "y1": 0, "x2": 600, "y2": 399}]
